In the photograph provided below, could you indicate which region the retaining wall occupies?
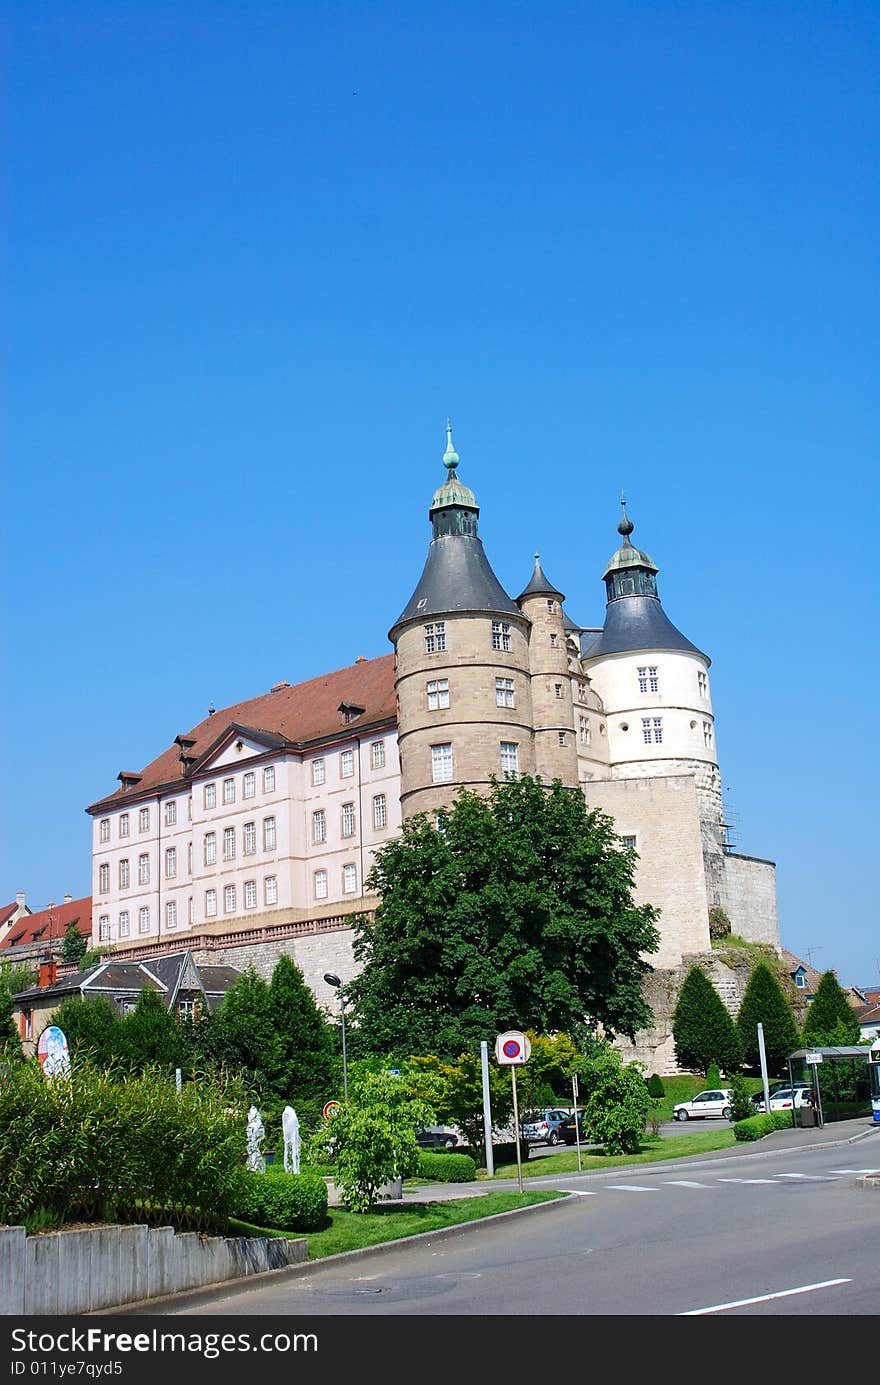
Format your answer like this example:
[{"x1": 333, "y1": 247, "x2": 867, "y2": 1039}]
[{"x1": 0, "y1": 1224, "x2": 308, "y2": 1315}]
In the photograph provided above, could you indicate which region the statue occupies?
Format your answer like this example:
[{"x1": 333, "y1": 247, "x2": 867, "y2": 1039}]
[
  {"x1": 246, "y1": 1105, "x2": 266, "y2": 1173},
  {"x1": 282, "y1": 1105, "x2": 301, "y2": 1174}
]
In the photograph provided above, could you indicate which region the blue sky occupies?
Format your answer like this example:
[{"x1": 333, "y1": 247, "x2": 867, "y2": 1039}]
[{"x1": 3, "y1": 2, "x2": 878, "y2": 987}]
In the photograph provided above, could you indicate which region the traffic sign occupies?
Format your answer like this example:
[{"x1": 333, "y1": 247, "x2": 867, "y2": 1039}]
[
  {"x1": 494, "y1": 1031, "x2": 531, "y2": 1065},
  {"x1": 322, "y1": 1099, "x2": 342, "y2": 1119},
  {"x1": 805, "y1": 1052, "x2": 823, "y2": 1065}
]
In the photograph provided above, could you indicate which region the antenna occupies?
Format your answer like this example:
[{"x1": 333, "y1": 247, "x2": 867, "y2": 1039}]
[{"x1": 805, "y1": 947, "x2": 822, "y2": 968}]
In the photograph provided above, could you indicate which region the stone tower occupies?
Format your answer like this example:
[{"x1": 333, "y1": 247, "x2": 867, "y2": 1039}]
[
  {"x1": 580, "y1": 500, "x2": 726, "y2": 902},
  {"x1": 515, "y1": 555, "x2": 579, "y2": 786},
  {"x1": 389, "y1": 425, "x2": 535, "y2": 819}
]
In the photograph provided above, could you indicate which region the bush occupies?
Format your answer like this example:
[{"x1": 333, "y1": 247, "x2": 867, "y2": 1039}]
[
  {"x1": 417, "y1": 1152, "x2": 477, "y2": 1182},
  {"x1": 234, "y1": 1170, "x2": 328, "y2": 1231},
  {"x1": 646, "y1": 1074, "x2": 666, "y2": 1098},
  {"x1": 727, "y1": 1072, "x2": 754, "y2": 1124},
  {"x1": 733, "y1": 1111, "x2": 795, "y2": 1142}
]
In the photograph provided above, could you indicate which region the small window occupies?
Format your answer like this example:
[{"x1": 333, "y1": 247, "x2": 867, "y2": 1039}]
[
  {"x1": 244, "y1": 821, "x2": 256, "y2": 855},
  {"x1": 314, "y1": 869, "x2": 328, "y2": 900},
  {"x1": 244, "y1": 879, "x2": 257, "y2": 910},
  {"x1": 431, "y1": 743, "x2": 454, "y2": 784},
  {"x1": 243, "y1": 771, "x2": 256, "y2": 799},
  {"x1": 263, "y1": 816, "x2": 277, "y2": 851},
  {"x1": 312, "y1": 757, "x2": 326, "y2": 786},
  {"x1": 187, "y1": 841, "x2": 193, "y2": 874},
  {"x1": 263, "y1": 765, "x2": 276, "y2": 793},
  {"x1": 138, "y1": 853, "x2": 150, "y2": 886},
  {"x1": 99, "y1": 914, "x2": 110, "y2": 941},
  {"x1": 342, "y1": 863, "x2": 357, "y2": 894},
  {"x1": 165, "y1": 846, "x2": 177, "y2": 878},
  {"x1": 424, "y1": 621, "x2": 446, "y2": 653},
  {"x1": 223, "y1": 826, "x2": 236, "y2": 860},
  {"x1": 222, "y1": 777, "x2": 235, "y2": 805},
  {"x1": 340, "y1": 750, "x2": 354, "y2": 778},
  {"x1": 119, "y1": 910, "x2": 130, "y2": 938},
  {"x1": 373, "y1": 793, "x2": 387, "y2": 830},
  {"x1": 312, "y1": 809, "x2": 326, "y2": 845},
  {"x1": 638, "y1": 665, "x2": 659, "y2": 694},
  {"x1": 579, "y1": 717, "x2": 590, "y2": 746},
  {"x1": 795, "y1": 972, "x2": 806, "y2": 989},
  {"x1": 620, "y1": 835, "x2": 637, "y2": 850},
  {"x1": 119, "y1": 858, "x2": 130, "y2": 889},
  {"x1": 224, "y1": 884, "x2": 236, "y2": 914},
  {"x1": 371, "y1": 740, "x2": 385, "y2": 769},
  {"x1": 491, "y1": 620, "x2": 511, "y2": 651},
  {"x1": 341, "y1": 803, "x2": 356, "y2": 838},
  {"x1": 547, "y1": 599, "x2": 555, "y2": 612},
  {"x1": 138, "y1": 905, "x2": 150, "y2": 934},
  {"x1": 204, "y1": 783, "x2": 216, "y2": 810},
  {"x1": 99, "y1": 818, "x2": 110, "y2": 843},
  {"x1": 496, "y1": 677, "x2": 515, "y2": 708},
  {"x1": 264, "y1": 875, "x2": 278, "y2": 906},
  {"x1": 427, "y1": 678, "x2": 450, "y2": 710},
  {"x1": 165, "y1": 899, "x2": 177, "y2": 930},
  {"x1": 577, "y1": 682, "x2": 587, "y2": 702},
  {"x1": 119, "y1": 812, "x2": 130, "y2": 838},
  {"x1": 204, "y1": 831, "x2": 217, "y2": 865},
  {"x1": 554, "y1": 683, "x2": 563, "y2": 699},
  {"x1": 187, "y1": 795, "x2": 192, "y2": 820},
  {"x1": 558, "y1": 732, "x2": 567, "y2": 746},
  {"x1": 205, "y1": 889, "x2": 217, "y2": 918},
  {"x1": 549, "y1": 633, "x2": 558, "y2": 649},
  {"x1": 703, "y1": 720, "x2": 714, "y2": 748},
  {"x1": 138, "y1": 807, "x2": 150, "y2": 833},
  {"x1": 698, "y1": 670, "x2": 708, "y2": 697},
  {"x1": 500, "y1": 742, "x2": 519, "y2": 776},
  {"x1": 164, "y1": 800, "x2": 177, "y2": 827},
  {"x1": 187, "y1": 896, "x2": 194, "y2": 925},
  {"x1": 642, "y1": 717, "x2": 663, "y2": 745}
]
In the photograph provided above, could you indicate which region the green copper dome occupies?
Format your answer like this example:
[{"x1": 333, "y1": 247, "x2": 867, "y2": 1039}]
[
  {"x1": 602, "y1": 498, "x2": 658, "y2": 582},
  {"x1": 430, "y1": 420, "x2": 479, "y2": 516}
]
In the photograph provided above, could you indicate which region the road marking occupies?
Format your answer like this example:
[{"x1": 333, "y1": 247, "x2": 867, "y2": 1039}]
[
  {"x1": 663, "y1": 1180, "x2": 711, "y2": 1188},
  {"x1": 679, "y1": 1278, "x2": 851, "y2": 1315},
  {"x1": 564, "y1": 1190, "x2": 596, "y2": 1197},
  {"x1": 604, "y1": 1184, "x2": 657, "y2": 1192},
  {"x1": 775, "y1": 1173, "x2": 828, "y2": 1180},
  {"x1": 829, "y1": 1169, "x2": 880, "y2": 1174},
  {"x1": 716, "y1": 1177, "x2": 776, "y2": 1184}
]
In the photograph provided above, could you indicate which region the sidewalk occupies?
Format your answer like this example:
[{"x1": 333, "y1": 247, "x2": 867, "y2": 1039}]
[{"x1": 396, "y1": 1116, "x2": 880, "y2": 1203}]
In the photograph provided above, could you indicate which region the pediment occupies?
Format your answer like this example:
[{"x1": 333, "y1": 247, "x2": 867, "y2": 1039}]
[{"x1": 191, "y1": 722, "x2": 289, "y2": 773}]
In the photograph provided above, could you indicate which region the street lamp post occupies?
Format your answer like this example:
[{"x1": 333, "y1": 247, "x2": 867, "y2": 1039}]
[{"x1": 323, "y1": 972, "x2": 348, "y2": 1100}]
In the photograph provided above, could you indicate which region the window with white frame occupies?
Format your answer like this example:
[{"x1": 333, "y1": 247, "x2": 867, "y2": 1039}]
[
  {"x1": 577, "y1": 682, "x2": 588, "y2": 702},
  {"x1": 223, "y1": 826, "x2": 236, "y2": 861},
  {"x1": 794, "y1": 972, "x2": 806, "y2": 989},
  {"x1": 312, "y1": 757, "x2": 326, "y2": 786},
  {"x1": 165, "y1": 846, "x2": 177, "y2": 879},
  {"x1": 698, "y1": 669, "x2": 708, "y2": 696},
  {"x1": 244, "y1": 821, "x2": 256, "y2": 855},
  {"x1": 579, "y1": 717, "x2": 591, "y2": 745},
  {"x1": 138, "y1": 853, "x2": 150, "y2": 885},
  {"x1": 637, "y1": 665, "x2": 659, "y2": 694},
  {"x1": 99, "y1": 818, "x2": 110, "y2": 843},
  {"x1": 178, "y1": 998, "x2": 197, "y2": 1021},
  {"x1": 491, "y1": 620, "x2": 511, "y2": 651},
  {"x1": 119, "y1": 812, "x2": 130, "y2": 838},
  {"x1": 99, "y1": 914, "x2": 110, "y2": 941},
  {"x1": 165, "y1": 900, "x2": 177, "y2": 929},
  {"x1": 424, "y1": 621, "x2": 446, "y2": 653},
  {"x1": 314, "y1": 869, "x2": 328, "y2": 900},
  {"x1": 495, "y1": 677, "x2": 514, "y2": 708},
  {"x1": 427, "y1": 678, "x2": 450, "y2": 710},
  {"x1": 119, "y1": 910, "x2": 130, "y2": 938},
  {"x1": 341, "y1": 803, "x2": 356, "y2": 838},
  {"x1": 373, "y1": 793, "x2": 387, "y2": 830},
  {"x1": 204, "y1": 783, "x2": 216, "y2": 810},
  {"x1": 500, "y1": 741, "x2": 519, "y2": 776},
  {"x1": 558, "y1": 731, "x2": 567, "y2": 746},
  {"x1": 703, "y1": 720, "x2": 714, "y2": 748},
  {"x1": 224, "y1": 884, "x2": 236, "y2": 914},
  {"x1": 312, "y1": 809, "x2": 326, "y2": 844},
  {"x1": 431, "y1": 742, "x2": 453, "y2": 783},
  {"x1": 138, "y1": 906, "x2": 150, "y2": 934},
  {"x1": 205, "y1": 889, "x2": 217, "y2": 918},
  {"x1": 204, "y1": 831, "x2": 217, "y2": 865},
  {"x1": 222, "y1": 777, "x2": 235, "y2": 805},
  {"x1": 371, "y1": 740, "x2": 385, "y2": 769},
  {"x1": 554, "y1": 682, "x2": 563, "y2": 699},
  {"x1": 119, "y1": 858, "x2": 129, "y2": 890},
  {"x1": 138, "y1": 807, "x2": 150, "y2": 833},
  {"x1": 342, "y1": 863, "x2": 357, "y2": 894},
  {"x1": 620, "y1": 834, "x2": 637, "y2": 850},
  {"x1": 642, "y1": 717, "x2": 663, "y2": 744},
  {"x1": 243, "y1": 771, "x2": 256, "y2": 799},
  {"x1": 244, "y1": 879, "x2": 257, "y2": 910},
  {"x1": 164, "y1": 800, "x2": 177, "y2": 827},
  {"x1": 264, "y1": 816, "x2": 277, "y2": 851},
  {"x1": 263, "y1": 765, "x2": 276, "y2": 793},
  {"x1": 550, "y1": 633, "x2": 558, "y2": 648},
  {"x1": 264, "y1": 876, "x2": 278, "y2": 906},
  {"x1": 340, "y1": 750, "x2": 354, "y2": 778}
]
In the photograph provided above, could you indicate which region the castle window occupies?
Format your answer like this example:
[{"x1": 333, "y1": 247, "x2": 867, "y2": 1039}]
[
  {"x1": 119, "y1": 858, "x2": 130, "y2": 889},
  {"x1": 621, "y1": 835, "x2": 637, "y2": 850},
  {"x1": 119, "y1": 813, "x2": 130, "y2": 838},
  {"x1": 371, "y1": 740, "x2": 386, "y2": 768},
  {"x1": 500, "y1": 742, "x2": 519, "y2": 776},
  {"x1": 165, "y1": 846, "x2": 177, "y2": 878},
  {"x1": 342, "y1": 863, "x2": 357, "y2": 894},
  {"x1": 427, "y1": 678, "x2": 450, "y2": 710},
  {"x1": 373, "y1": 793, "x2": 387, "y2": 830},
  {"x1": 263, "y1": 816, "x2": 277, "y2": 851},
  {"x1": 164, "y1": 800, "x2": 177, "y2": 827},
  {"x1": 579, "y1": 717, "x2": 590, "y2": 746},
  {"x1": 244, "y1": 879, "x2": 257, "y2": 909},
  {"x1": 340, "y1": 750, "x2": 354, "y2": 778},
  {"x1": 638, "y1": 666, "x2": 659, "y2": 693},
  {"x1": 550, "y1": 633, "x2": 558, "y2": 649},
  {"x1": 703, "y1": 721, "x2": 714, "y2": 749},
  {"x1": 138, "y1": 906, "x2": 150, "y2": 934},
  {"x1": 314, "y1": 870, "x2": 328, "y2": 901},
  {"x1": 554, "y1": 683, "x2": 563, "y2": 699},
  {"x1": 496, "y1": 677, "x2": 515, "y2": 708},
  {"x1": 642, "y1": 717, "x2": 663, "y2": 744},
  {"x1": 312, "y1": 757, "x2": 326, "y2": 786},
  {"x1": 138, "y1": 807, "x2": 150, "y2": 832},
  {"x1": 547, "y1": 599, "x2": 555, "y2": 612},
  {"x1": 244, "y1": 821, "x2": 256, "y2": 855},
  {"x1": 243, "y1": 771, "x2": 256, "y2": 799},
  {"x1": 204, "y1": 784, "x2": 216, "y2": 810},
  {"x1": 223, "y1": 827, "x2": 235, "y2": 861},
  {"x1": 119, "y1": 910, "x2": 130, "y2": 938},
  {"x1": 204, "y1": 831, "x2": 216, "y2": 865},
  {"x1": 424, "y1": 621, "x2": 446, "y2": 653},
  {"x1": 577, "y1": 682, "x2": 587, "y2": 702},
  {"x1": 558, "y1": 732, "x2": 567, "y2": 746},
  {"x1": 222, "y1": 777, "x2": 235, "y2": 805},
  {"x1": 312, "y1": 809, "x2": 326, "y2": 844},
  {"x1": 491, "y1": 621, "x2": 511, "y2": 651},
  {"x1": 99, "y1": 914, "x2": 110, "y2": 941},
  {"x1": 99, "y1": 818, "x2": 110, "y2": 843},
  {"x1": 698, "y1": 670, "x2": 708, "y2": 697},
  {"x1": 263, "y1": 766, "x2": 276, "y2": 793},
  {"x1": 165, "y1": 900, "x2": 177, "y2": 930},
  {"x1": 188, "y1": 896, "x2": 194, "y2": 925},
  {"x1": 431, "y1": 743, "x2": 454, "y2": 783},
  {"x1": 264, "y1": 876, "x2": 278, "y2": 906},
  {"x1": 187, "y1": 842, "x2": 193, "y2": 873},
  {"x1": 341, "y1": 802, "x2": 356, "y2": 838},
  {"x1": 138, "y1": 853, "x2": 150, "y2": 885},
  {"x1": 205, "y1": 890, "x2": 217, "y2": 919},
  {"x1": 224, "y1": 884, "x2": 236, "y2": 914}
]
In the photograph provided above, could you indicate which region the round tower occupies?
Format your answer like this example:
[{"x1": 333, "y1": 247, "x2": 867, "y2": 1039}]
[
  {"x1": 515, "y1": 555, "x2": 579, "y2": 787},
  {"x1": 390, "y1": 425, "x2": 535, "y2": 818},
  {"x1": 581, "y1": 500, "x2": 724, "y2": 879}
]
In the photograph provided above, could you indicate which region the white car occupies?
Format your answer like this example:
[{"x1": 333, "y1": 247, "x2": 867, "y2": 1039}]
[
  {"x1": 672, "y1": 1088, "x2": 733, "y2": 1121},
  {"x1": 754, "y1": 1087, "x2": 814, "y2": 1113}
]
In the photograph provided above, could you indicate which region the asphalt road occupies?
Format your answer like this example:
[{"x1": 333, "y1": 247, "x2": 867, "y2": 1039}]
[{"x1": 139, "y1": 1138, "x2": 880, "y2": 1318}]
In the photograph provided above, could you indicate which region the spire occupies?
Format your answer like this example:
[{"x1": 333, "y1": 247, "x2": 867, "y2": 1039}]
[
  {"x1": 618, "y1": 491, "x2": 635, "y2": 541},
  {"x1": 429, "y1": 421, "x2": 478, "y2": 536},
  {"x1": 443, "y1": 419, "x2": 460, "y2": 472},
  {"x1": 602, "y1": 496, "x2": 658, "y2": 592},
  {"x1": 516, "y1": 550, "x2": 565, "y2": 603}
]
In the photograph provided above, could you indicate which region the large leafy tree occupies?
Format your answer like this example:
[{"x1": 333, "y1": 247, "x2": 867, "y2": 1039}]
[
  {"x1": 672, "y1": 966, "x2": 743, "y2": 1074},
  {"x1": 61, "y1": 922, "x2": 88, "y2": 967},
  {"x1": 348, "y1": 775, "x2": 661, "y2": 1059},
  {"x1": 801, "y1": 971, "x2": 861, "y2": 1046},
  {"x1": 735, "y1": 961, "x2": 800, "y2": 1074},
  {"x1": 207, "y1": 966, "x2": 282, "y2": 1086},
  {"x1": 53, "y1": 996, "x2": 121, "y2": 1063},
  {"x1": 268, "y1": 954, "x2": 336, "y2": 1102},
  {"x1": 0, "y1": 977, "x2": 23, "y2": 1062},
  {"x1": 119, "y1": 989, "x2": 189, "y2": 1071}
]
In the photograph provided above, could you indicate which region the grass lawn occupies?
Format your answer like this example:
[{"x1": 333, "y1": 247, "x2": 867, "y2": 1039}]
[
  {"x1": 506, "y1": 1127, "x2": 738, "y2": 1176},
  {"x1": 230, "y1": 1189, "x2": 564, "y2": 1260}
]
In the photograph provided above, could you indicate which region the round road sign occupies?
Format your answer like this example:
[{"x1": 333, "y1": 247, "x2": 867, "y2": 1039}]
[
  {"x1": 494, "y1": 1031, "x2": 531, "y2": 1066},
  {"x1": 322, "y1": 1099, "x2": 342, "y2": 1119}
]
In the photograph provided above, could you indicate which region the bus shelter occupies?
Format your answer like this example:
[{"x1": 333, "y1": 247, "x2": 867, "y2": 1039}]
[{"x1": 787, "y1": 1046, "x2": 873, "y2": 1127}]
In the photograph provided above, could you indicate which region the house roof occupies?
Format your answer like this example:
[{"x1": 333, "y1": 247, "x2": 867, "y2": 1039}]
[
  {"x1": 854, "y1": 1001, "x2": 880, "y2": 1026},
  {"x1": 0, "y1": 903, "x2": 22, "y2": 929},
  {"x1": 781, "y1": 950, "x2": 864, "y2": 1006},
  {"x1": 0, "y1": 896, "x2": 91, "y2": 951},
  {"x1": 87, "y1": 654, "x2": 397, "y2": 812},
  {"x1": 14, "y1": 950, "x2": 241, "y2": 1013}
]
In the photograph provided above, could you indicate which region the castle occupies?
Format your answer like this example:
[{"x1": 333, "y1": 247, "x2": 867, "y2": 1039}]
[{"x1": 85, "y1": 426, "x2": 779, "y2": 1068}]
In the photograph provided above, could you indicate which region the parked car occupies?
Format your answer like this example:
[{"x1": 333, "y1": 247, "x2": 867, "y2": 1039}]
[
  {"x1": 519, "y1": 1108, "x2": 571, "y2": 1147},
  {"x1": 559, "y1": 1111, "x2": 592, "y2": 1145},
  {"x1": 753, "y1": 1087, "x2": 814, "y2": 1114},
  {"x1": 749, "y1": 1081, "x2": 809, "y2": 1110},
  {"x1": 672, "y1": 1088, "x2": 733, "y2": 1121},
  {"x1": 416, "y1": 1126, "x2": 459, "y2": 1149}
]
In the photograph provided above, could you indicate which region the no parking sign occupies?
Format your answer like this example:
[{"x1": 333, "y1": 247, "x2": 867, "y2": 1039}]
[{"x1": 494, "y1": 1031, "x2": 531, "y2": 1066}]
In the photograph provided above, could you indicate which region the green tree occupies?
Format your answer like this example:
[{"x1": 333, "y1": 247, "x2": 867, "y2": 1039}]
[
  {"x1": 207, "y1": 967, "x2": 282, "y2": 1087},
  {"x1": 119, "y1": 990, "x2": 188, "y2": 1071},
  {"x1": 268, "y1": 954, "x2": 336, "y2": 1102},
  {"x1": 582, "y1": 1050, "x2": 651, "y2": 1155},
  {"x1": 735, "y1": 962, "x2": 800, "y2": 1074},
  {"x1": 349, "y1": 775, "x2": 661, "y2": 1058},
  {"x1": 60, "y1": 922, "x2": 88, "y2": 967},
  {"x1": 0, "y1": 976, "x2": 23, "y2": 1062},
  {"x1": 672, "y1": 967, "x2": 743, "y2": 1074},
  {"x1": 646, "y1": 1074, "x2": 666, "y2": 1098},
  {"x1": 409, "y1": 1051, "x2": 514, "y2": 1160},
  {"x1": 802, "y1": 971, "x2": 861, "y2": 1046},
  {"x1": 53, "y1": 996, "x2": 121, "y2": 1063},
  {"x1": 727, "y1": 1071, "x2": 754, "y2": 1123}
]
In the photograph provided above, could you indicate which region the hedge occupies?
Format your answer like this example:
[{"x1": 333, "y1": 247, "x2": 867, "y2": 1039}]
[
  {"x1": 417, "y1": 1151, "x2": 478, "y2": 1182},
  {"x1": 733, "y1": 1111, "x2": 795, "y2": 1142},
  {"x1": 233, "y1": 1170, "x2": 328, "y2": 1231}
]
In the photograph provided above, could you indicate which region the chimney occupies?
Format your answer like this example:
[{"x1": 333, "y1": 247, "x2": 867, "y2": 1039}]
[
  {"x1": 15, "y1": 891, "x2": 25, "y2": 909},
  {"x1": 38, "y1": 953, "x2": 57, "y2": 989},
  {"x1": 63, "y1": 893, "x2": 72, "y2": 905},
  {"x1": 355, "y1": 655, "x2": 366, "y2": 663}
]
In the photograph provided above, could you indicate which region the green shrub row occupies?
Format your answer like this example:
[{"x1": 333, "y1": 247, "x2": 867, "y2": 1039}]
[
  {"x1": 233, "y1": 1170, "x2": 328, "y2": 1231},
  {"x1": 0, "y1": 1060, "x2": 247, "y2": 1232},
  {"x1": 417, "y1": 1151, "x2": 478, "y2": 1182},
  {"x1": 733, "y1": 1110, "x2": 795, "y2": 1142}
]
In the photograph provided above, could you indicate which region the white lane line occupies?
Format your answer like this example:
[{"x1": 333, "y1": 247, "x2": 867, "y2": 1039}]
[
  {"x1": 775, "y1": 1173, "x2": 828, "y2": 1180},
  {"x1": 604, "y1": 1184, "x2": 658, "y2": 1192},
  {"x1": 663, "y1": 1180, "x2": 711, "y2": 1188},
  {"x1": 679, "y1": 1278, "x2": 851, "y2": 1316},
  {"x1": 565, "y1": 1190, "x2": 596, "y2": 1197},
  {"x1": 716, "y1": 1177, "x2": 776, "y2": 1184},
  {"x1": 829, "y1": 1169, "x2": 880, "y2": 1174}
]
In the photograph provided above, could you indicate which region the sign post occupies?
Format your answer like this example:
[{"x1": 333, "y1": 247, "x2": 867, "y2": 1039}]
[
  {"x1": 494, "y1": 1031, "x2": 531, "y2": 1194},
  {"x1": 571, "y1": 1070, "x2": 582, "y2": 1172},
  {"x1": 480, "y1": 1040, "x2": 494, "y2": 1178},
  {"x1": 805, "y1": 1051, "x2": 824, "y2": 1128}
]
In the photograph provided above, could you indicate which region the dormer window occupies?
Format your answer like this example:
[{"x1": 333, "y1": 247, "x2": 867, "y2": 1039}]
[
  {"x1": 794, "y1": 971, "x2": 807, "y2": 989},
  {"x1": 339, "y1": 701, "x2": 365, "y2": 723}
]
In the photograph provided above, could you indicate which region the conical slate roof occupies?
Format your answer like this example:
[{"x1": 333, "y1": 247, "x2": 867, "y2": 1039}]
[
  {"x1": 516, "y1": 554, "x2": 565, "y2": 603},
  {"x1": 581, "y1": 595, "x2": 707, "y2": 662}
]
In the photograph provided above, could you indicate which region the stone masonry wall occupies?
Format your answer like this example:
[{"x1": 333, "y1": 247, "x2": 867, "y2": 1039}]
[{"x1": 719, "y1": 852, "x2": 779, "y2": 947}]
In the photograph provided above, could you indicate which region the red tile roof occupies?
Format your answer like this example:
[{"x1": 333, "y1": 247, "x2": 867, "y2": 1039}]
[
  {"x1": 0, "y1": 896, "x2": 91, "y2": 950},
  {"x1": 0, "y1": 903, "x2": 20, "y2": 929},
  {"x1": 87, "y1": 653, "x2": 397, "y2": 812}
]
